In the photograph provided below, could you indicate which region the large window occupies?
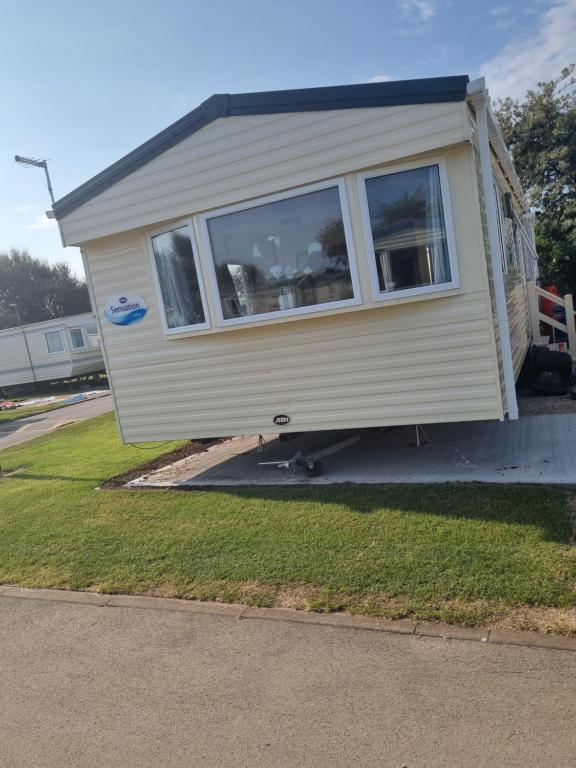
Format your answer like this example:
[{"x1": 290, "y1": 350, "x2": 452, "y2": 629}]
[
  {"x1": 360, "y1": 163, "x2": 458, "y2": 300},
  {"x1": 45, "y1": 330, "x2": 64, "y2": 353},
  {"x1": 204, "y1": 183, "x2": 358, "y2": 324},
  {"x1": 151, "y1": 224, "x2": 209, "y2": 331}
]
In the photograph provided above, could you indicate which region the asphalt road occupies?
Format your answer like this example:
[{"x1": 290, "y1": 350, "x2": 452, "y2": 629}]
[
  {"x1": 0, "y1": 393, "x2": 113, "y2": 451},
  {"x1": 0, "y1": 592, "x2": 574, "y2": 767}
]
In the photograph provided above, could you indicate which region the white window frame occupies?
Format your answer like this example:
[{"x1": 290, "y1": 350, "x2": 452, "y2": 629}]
[
  {"x1": 148, "y1": 219, "x2": 211, "y2": 335},
  {"x1": 68, "y1": 327, "x2": 86, "y2": 349},
  {"x1": 493, "y1": 179, "x2": 508, "y2": 275},
  {"x1": 357, "y1": 157, "x2": 460, "y2": 303},
  {"x1": 45, "y1": 330, "x2": 65, "y2": 354},
  {"x1": 200, "y1": 178, "x2": 362, "y2": 328},
  {"x1": 85, "y1": 324, "x2": 100, "y2": 347}
]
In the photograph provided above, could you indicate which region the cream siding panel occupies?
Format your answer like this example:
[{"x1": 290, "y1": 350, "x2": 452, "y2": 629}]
[
  {"x1": 471, "y1": 135, "x2": 507, "y2": 410},
  {"x1": 60, "y1": 103, "x2": 470, "y2": 244},
  {"x1": 468, "y1": 105, "x2": 531, "y2": 411},
  {"x1": 492, "y1": 166, "x2": 531, "y2": 379},
  {"x1": 83, "y1": 144, "x2": 503, "y2": 442}
]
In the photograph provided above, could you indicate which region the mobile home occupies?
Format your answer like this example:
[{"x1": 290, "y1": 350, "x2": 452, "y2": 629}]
[
  {"x1": 51, "y1": 76, "x2": 541, "y2": 443},
  {"x1": 0, "y1": 312, "x2": 104, "y2": 390}
]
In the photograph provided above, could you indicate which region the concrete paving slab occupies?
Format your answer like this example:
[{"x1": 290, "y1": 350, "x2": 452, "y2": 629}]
[{"x1": 128, "y1": 413, "x2": 576, "y2": 486}]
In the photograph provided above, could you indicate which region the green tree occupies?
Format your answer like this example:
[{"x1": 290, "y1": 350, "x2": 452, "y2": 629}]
[
  {"x1": 495, "y1": 65, "x2": 576, "y2": 293},
  {"x1": 0, "y1": 249, "x2": 90, "y2": 330}
]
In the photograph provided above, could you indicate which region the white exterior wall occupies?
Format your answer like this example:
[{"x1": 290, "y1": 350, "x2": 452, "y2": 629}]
[
  {"x1": 0, "y1": 313, "x2": 104, "y2": 388},
  {"x1": 492, "y1": 164, "x2": 531, "y2": 379},
  {"x1": 467, "y1": 102, "x2": 531, "y2": 411},
  {"x1": 76, "y1": 118, "x2": 503, "y2": 441}
]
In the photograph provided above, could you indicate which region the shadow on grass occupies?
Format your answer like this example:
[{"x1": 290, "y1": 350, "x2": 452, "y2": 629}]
[{"x1": 181, "y1": 483, "x2": 572, "y2": 545}]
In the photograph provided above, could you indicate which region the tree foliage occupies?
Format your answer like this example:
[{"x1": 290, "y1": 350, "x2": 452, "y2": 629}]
[
  {"x1": 0, "y1": 249, "x2": 90, "y2": 330},
  {"x1": 495, "y1": 65, "x2": 576, "y2": 292}
]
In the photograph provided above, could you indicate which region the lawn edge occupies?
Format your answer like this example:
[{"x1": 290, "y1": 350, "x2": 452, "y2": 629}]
[{"x1": 1, "y1": 585, "x2": 575, "y2": 653}]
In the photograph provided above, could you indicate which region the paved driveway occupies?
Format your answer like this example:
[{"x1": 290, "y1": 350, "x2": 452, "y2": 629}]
[
  {"x1": 0, "y1": 590, "x2": 574, "y2": 767},
  {"x1": 0, "y1": 394, "x2": 113, "y2": 451},
  {"x1": 130, "y1": 413, "x2": 576, "y2": 487}
]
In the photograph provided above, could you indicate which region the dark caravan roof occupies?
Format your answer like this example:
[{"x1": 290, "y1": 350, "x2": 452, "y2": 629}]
[{"x1": 52, "y1": 75, "x2": 470, "y2": 220}]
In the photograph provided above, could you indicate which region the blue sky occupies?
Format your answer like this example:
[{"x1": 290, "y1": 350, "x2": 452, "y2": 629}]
[{"x1": 1, "y1": 0, "x2": 575, "y2": 277}]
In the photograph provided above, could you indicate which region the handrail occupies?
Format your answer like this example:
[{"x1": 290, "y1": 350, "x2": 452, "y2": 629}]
[
  {"x1": 527, "y1": 281, "x2": 576, "y2": 360},
  {"x1": 535, "y1": 285, "x2": 567, "y2": 308}
]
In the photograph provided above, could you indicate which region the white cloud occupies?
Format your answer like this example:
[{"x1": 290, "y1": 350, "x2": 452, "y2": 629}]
[
  {"x1": 480, "y1": 0, "x2": 576, "y2": 99},
  {"x1": 489, "y1": 4, "x2": 511, "y2": 16},
  {"x1": 27, "y1": 214, "x2": 57, "y2": 230},
  {"x1": 15, "y1": 204, "x2": 33, "y2": 213},
  {"x1": 365, "y1": 73, "x2": 395, "y2": 83},
  {"x1": 400, "y1": 0, "x2": 437, "y2": 21}
]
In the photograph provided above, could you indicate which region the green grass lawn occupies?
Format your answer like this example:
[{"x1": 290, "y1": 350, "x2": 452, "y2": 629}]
[{"x1": 0, "y1": 413, "x2": 574, "y2": 632}]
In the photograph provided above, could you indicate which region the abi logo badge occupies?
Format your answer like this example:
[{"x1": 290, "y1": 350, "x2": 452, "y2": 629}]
[{"x1": 104, "y1": 293, "x2": 148, "y2": 326}]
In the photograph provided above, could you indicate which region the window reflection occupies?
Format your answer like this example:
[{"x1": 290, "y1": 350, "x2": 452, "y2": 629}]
[
  {"x1": 152, "y1": 226, "x2": 206, "y2": 329},
  {"x1": 207, "y1": 187, "x2": 355, "y2": 320},
  {"x1": 365, "y1": 165, "x2": 451, "y2": 293}
]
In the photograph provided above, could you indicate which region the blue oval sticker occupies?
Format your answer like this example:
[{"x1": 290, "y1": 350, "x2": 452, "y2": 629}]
[{"x1": 104, "y1": 293, "x2": 148, "y2": 326}]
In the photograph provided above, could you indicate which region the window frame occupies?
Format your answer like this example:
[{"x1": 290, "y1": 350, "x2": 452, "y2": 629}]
[
  {"x1": 85, "y1": 324, "x2": 100, "y2": 347},
  {"x1": 45, "y1": 330, "x2": 65, "y2": 354},
  {"x1": 357, "y1": 157, "x2": 460, "y2": 303},
  {"x1": 69, "y1": 327, "x2": 86, "y2": 349},
  {"x1": 200, "y1": 178, "x2": 362, "y2": 328},
  {"x1": 148, "y1": 218, "x2": 212, "y2": 335},
  {"x1": 492, "y1": 179, "x2": 508, "y2": 275}
]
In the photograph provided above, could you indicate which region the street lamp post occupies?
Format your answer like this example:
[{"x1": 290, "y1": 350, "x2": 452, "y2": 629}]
[{"x1": 9, "y1": 304, "x2": 36, "y2": 384}]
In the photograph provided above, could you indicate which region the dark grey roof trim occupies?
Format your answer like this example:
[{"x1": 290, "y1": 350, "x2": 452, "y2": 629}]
[{"x1": 52, "y1": 75, "x2": 469, "y2": 220}]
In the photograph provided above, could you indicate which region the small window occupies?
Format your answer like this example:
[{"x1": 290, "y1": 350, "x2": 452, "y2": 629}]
[
  {"x1": 151, "y1": 224, "x2": 209, "y2": 331},
  {"x1": 86, "y1": 324, "x2": 100, "y2": 347},
  {"x1": 493, "y1": 182, "x2": 507, "y2": 274},
  {"x1": 361, "y1": 163, "x2": 458, "y2": 300},
  {"x1": 496, "y1": 187, "x2": 520, "y2": 274},
  {"x1": 205, "y1": 183, "x2": 358, "y2": 324},
  {"x1": 45, "y1": 330, "x2": 64, "y2": 353},
  {"x1": 69, "y1": 328, "x2": 85, "y2": 348}
]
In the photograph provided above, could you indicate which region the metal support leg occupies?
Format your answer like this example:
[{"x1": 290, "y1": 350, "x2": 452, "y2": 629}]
[{"x1": 415, "y1": 425, "x2": 430, "y2": 448}]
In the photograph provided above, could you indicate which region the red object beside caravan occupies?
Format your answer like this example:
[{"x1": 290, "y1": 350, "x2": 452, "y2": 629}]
[{"x1": 541, "y1": 285, "x2": 560, "y2": 317}]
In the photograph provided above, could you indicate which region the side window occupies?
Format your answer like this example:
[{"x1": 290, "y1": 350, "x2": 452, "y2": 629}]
[
  {"x1": 151, "y1": 223, "x2": 210, "y2": 331},
  {"x1": 500, "y1": 189, "x2": 519, "y2": 271},
  {"x1": 69, "y1": 328, "x2": 85, "y2": 349},
  {"x1": 45, "y1": 330, "x2": 64, "y2": 353},
  {"x1": 360, "y1": 163, "x2": 457, "y2": 299},
  {"x1": 493, "y1": 182, "x2": 507, "y2": 274},
  {"x1": 86, "y1": 325, "x2": 100, "y2": 347}
]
